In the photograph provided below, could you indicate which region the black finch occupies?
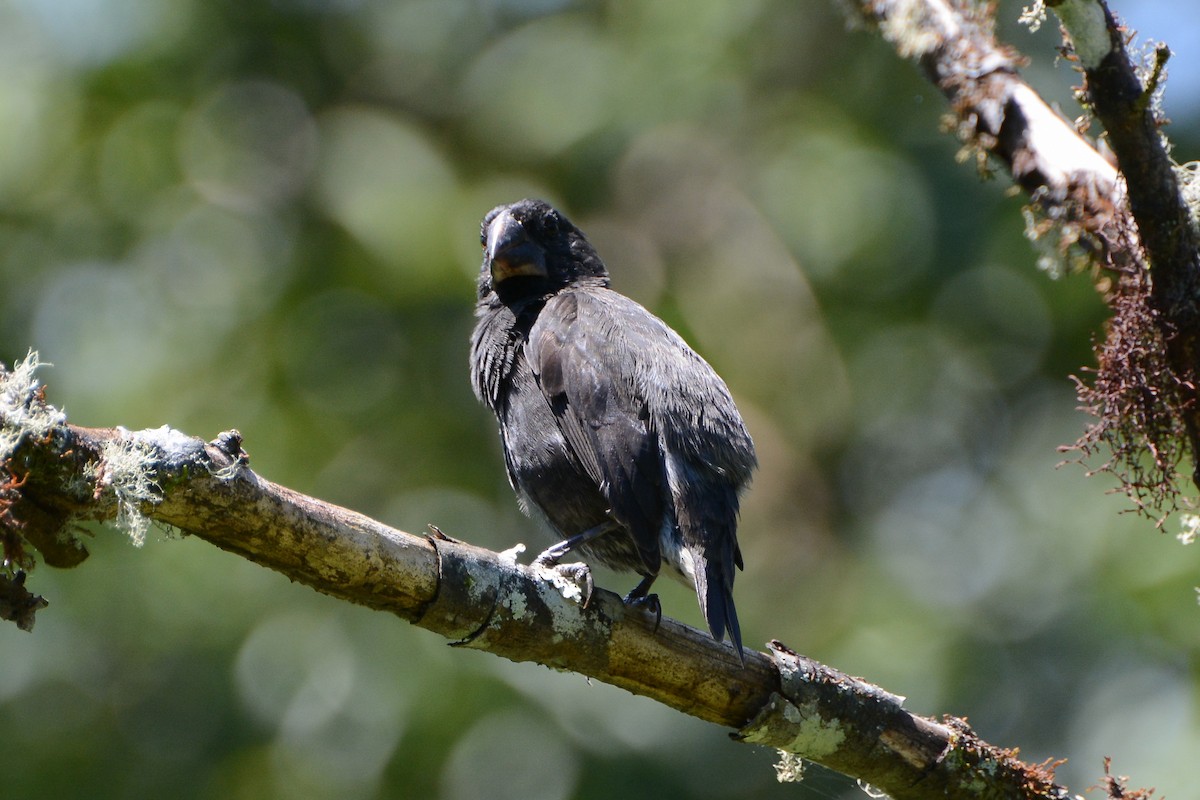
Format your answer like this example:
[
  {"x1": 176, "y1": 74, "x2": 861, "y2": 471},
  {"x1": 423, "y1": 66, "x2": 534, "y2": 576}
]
[{"x1": 470, "y1": 199, "x2": 757, "y2": 661}]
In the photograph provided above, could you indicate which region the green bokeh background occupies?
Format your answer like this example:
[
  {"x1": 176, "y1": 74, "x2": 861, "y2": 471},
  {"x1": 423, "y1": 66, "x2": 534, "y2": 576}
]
[{"x1": 2, "y1": 1, "x2": 1198, "y2": 798}]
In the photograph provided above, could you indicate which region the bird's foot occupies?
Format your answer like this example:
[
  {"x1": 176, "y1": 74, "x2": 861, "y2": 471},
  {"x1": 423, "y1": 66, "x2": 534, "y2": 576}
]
[
  {"x1": 532, "y1": 521, "x2": 615, "y2": 568},
  {"x1": 623, "y1": 590, "x2": 662, "y2": 633},
  {"x1": 532, "y1": 560, "x2": 594, "y2": 607},
  {"x1": 531, "y1": 524, "x2": 616, "y2": 607},
  {"x1": 532, "y1": 540, "x2": 574, "y2": 568}
]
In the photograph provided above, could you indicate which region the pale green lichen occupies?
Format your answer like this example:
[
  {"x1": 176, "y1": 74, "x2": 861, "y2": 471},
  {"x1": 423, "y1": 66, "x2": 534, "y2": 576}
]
[
  {"x1": 780, "y1": 700, "x2": 847, "y2": 757},
  {"x1": 1050, "y1": 0, "x2": 1113, "y2": 70},
  {"x1": 505, "y1": 588, "x2": 529, "y2": 621},
  {"x1": 86, "y1": 429, "x2": 163, "y2": 547},
  {"x1": 2, "y1": 356, "x2": 191, "y2": 550},
  {"x1": 530, "y1": 569, "x2": 591, "y2": 639},
  {"x1": 0, "y1": 351, "x2": 65, "y2": 461}
]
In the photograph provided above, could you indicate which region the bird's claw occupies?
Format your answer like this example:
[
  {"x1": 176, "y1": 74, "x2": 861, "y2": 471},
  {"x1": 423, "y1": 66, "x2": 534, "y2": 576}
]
[
  {"x1": 623, "y1": 591, "x2": 662, "y2": 632},
  {"x1": 532, "y1": 540, "x2": 574, "y2": 568},
  {"x1": 533, "y1": 560, "x2": 594, "y2": 607}
]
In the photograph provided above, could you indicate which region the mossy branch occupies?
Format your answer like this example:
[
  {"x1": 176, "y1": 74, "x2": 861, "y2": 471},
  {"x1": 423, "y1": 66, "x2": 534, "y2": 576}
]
[
  {"x1": 849, "y1": 0, "x2": 1119, "y2": 241},
  {"x1": 1, "y1": 353, "x2": 1085, "y2": 800},
  {"x1": 847, "y1": 0, "x2": 1200, "y2": 521},
  {"x1": 1047, "y1": 0, "x2": 1200, "y2": 501}
]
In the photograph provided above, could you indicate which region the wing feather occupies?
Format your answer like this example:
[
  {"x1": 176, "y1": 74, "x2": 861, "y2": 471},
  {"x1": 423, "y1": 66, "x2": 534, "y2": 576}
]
[
  {"x1": 529, "y1": 292, "x2": 665, "y2": 574},
  {"x1": 529, "y1": 288, "x2": 756, "y2": 653}
]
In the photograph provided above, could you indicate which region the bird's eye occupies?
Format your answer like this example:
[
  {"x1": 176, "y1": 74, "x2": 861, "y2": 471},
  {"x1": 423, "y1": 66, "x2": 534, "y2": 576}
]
[{"x1": 543, "y1": 213, "x2": 560, "y2": 236}]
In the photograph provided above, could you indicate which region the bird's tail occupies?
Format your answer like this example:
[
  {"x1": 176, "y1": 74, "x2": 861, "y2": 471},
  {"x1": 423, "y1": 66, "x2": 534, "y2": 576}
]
[
  {"x1": 672, "y1": 466, "x2": 747, "y2": 664},
  {"x1": 694, "y1": 543, "x2": 744, "y2": 665}
]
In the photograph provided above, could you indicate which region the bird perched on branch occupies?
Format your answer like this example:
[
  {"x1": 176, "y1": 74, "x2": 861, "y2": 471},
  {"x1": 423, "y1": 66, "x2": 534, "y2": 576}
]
[{"x1": 470, "y1": 198, "x2": 757, "y2": 661}]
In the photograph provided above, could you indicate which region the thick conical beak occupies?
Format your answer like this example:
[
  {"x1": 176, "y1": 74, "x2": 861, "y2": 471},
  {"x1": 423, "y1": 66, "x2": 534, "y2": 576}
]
[{"x1": 485, "y1": 210, "x2": 548, "y2": 282}]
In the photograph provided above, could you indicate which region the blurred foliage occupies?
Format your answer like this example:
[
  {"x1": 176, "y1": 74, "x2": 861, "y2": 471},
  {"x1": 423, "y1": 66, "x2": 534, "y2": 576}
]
[{"x1": 1, "y1": 0, "x2": 1198, "y2": 798}]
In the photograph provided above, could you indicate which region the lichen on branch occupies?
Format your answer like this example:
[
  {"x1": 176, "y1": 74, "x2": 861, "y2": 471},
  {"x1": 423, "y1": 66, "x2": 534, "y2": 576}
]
[{"x1": 848, "y1": 0, "x2": 1200, "y2": 523}]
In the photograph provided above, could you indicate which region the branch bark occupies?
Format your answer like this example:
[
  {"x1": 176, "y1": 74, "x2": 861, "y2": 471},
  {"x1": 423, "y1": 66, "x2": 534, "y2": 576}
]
[
  {"x1": 0, "y1": 356, "x2": 1075, "y2": 800},
  {"x1": 847, "y1": 0, "x2": 1200, "y2": 518},
  {"x1": 1046, "y1": 0, "x2": 1200, "y2": 494},
  {"x1": 1049, "y1": 0, "x2": 1200, "y2": 303},
  {"x1": 849, "y1": 0, "x2": 1120, "y2": 236},
  {"x1": 3, "y1": 7, "x2": 1178, "y2": 796}
]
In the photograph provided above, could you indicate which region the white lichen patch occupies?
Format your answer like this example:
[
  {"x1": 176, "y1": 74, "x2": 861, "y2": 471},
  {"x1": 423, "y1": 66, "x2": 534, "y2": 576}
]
[
  {"x1": 496, "y1": 545, "x2": 535, "y2": 620},
  {"x1": 87, "y1": 427, "x2": 168, "y2": 547},
  {"x1": 542, "y1": 599, "x2": 590, "y2": 640},
  {"x1": 504, "y1": 586, "x2": 530, "y2": 620},
  {"x1": 531, "y1": 561, "x2": 588, "y2": 605},
  {"x1": 209, "y1": 459, "x2": 242, "y2": 481},
  {"x1": 1018, "y1": 0, "x2": 1046, "y2": 33},
  {"x1": 135, "y1": 424, "x2": 201, "y2": 462},
  {"x1": 0, "y1": 351, "x2": 65, "y2": 460},
  {"x1": 878, "y1": 0, "x2": 952, "y2": 59},
  {"x1": 498, "y1": 543, "x2": 527, "y2": 564},
  {"x1": 1179, "y1": 513, "x2": 1199, "y2": 545},
  {"x1": 524, "y1": 563, "x2": 594, "y2": 640},
  {"x1": 773, "y1": 751, "x2": 806, "y2": 783},
  {"x1": 1177, "y1": 161, "x2": 1200, "y2": 234}
]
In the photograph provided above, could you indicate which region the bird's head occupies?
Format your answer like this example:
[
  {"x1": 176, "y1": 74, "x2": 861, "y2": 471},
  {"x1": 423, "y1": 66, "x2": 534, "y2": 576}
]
[{"x1": 478, "y1": 199, "x2": 609, "y2": 304}]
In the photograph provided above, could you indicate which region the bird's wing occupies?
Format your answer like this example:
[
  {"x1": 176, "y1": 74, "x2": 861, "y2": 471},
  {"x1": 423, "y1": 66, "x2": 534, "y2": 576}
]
[
  {"x1": 538, "y1": 290, "x2": 757, "y2": 649},
  {"x1": 528, "y1": 291, "x2": 667, "y2": 575},
  {"x1": 530, "y1": 288, "x2": 756, "y2": 651}
]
